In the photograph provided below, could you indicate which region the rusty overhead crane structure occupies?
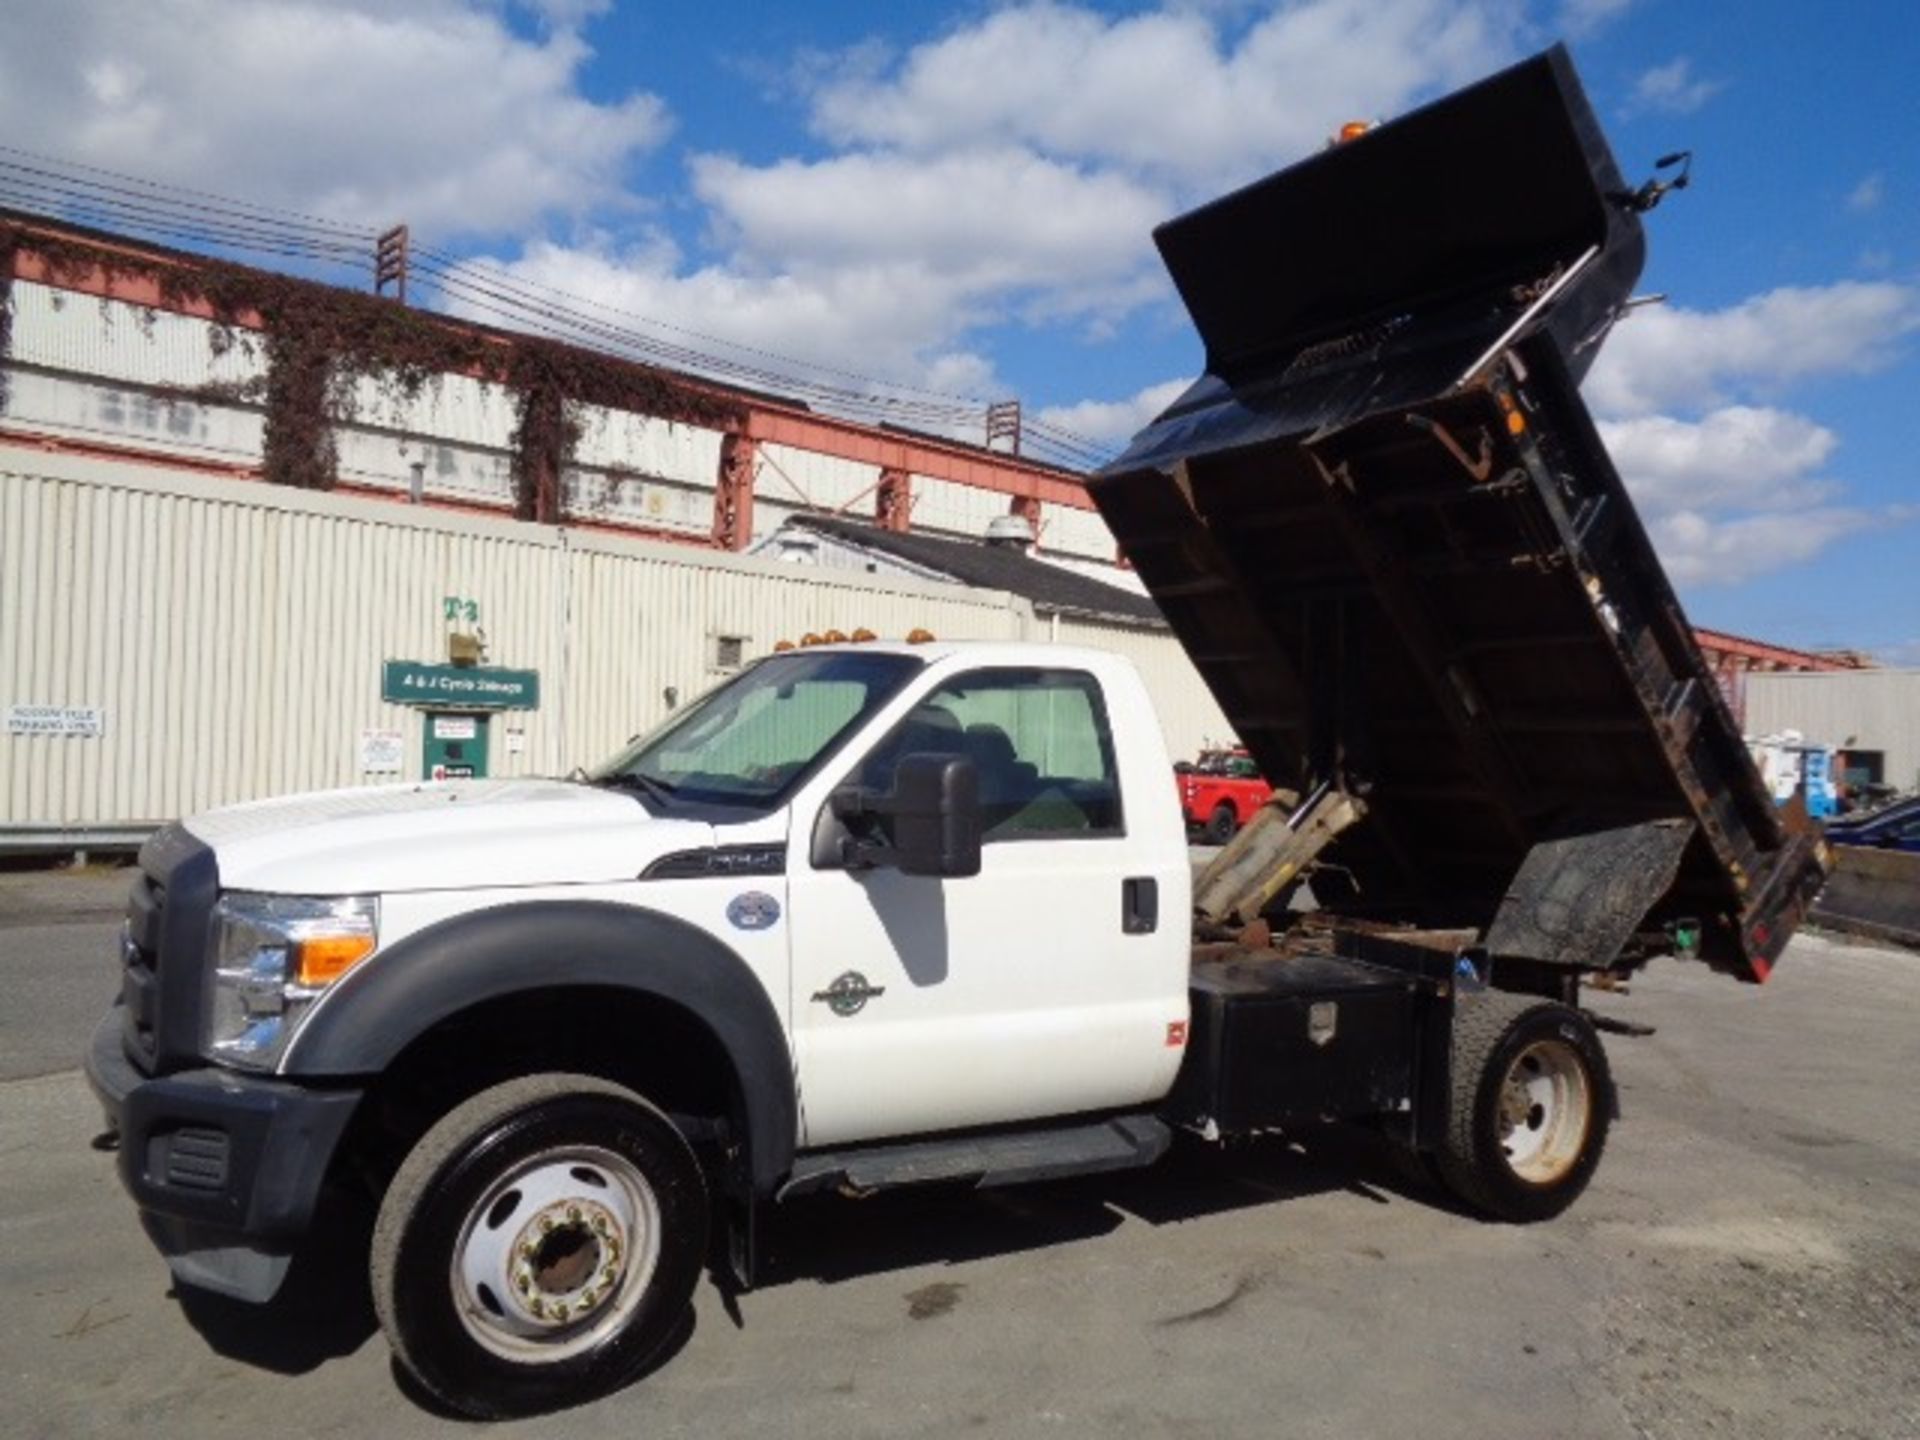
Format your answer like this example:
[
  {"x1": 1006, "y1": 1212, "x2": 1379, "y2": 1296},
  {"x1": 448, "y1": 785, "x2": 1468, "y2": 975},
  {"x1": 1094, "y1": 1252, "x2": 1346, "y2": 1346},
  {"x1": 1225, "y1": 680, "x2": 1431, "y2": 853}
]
[{"x1": 0, "y1": 210, "x2": 1095, "y2": 552}]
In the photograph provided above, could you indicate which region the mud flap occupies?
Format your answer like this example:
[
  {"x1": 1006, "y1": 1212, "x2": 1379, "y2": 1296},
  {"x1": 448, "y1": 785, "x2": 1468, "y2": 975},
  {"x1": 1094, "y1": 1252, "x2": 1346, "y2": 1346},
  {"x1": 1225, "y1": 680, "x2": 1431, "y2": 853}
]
[{"x1": 1484, "y1": 818, "x2": 1694, "y2": 973}]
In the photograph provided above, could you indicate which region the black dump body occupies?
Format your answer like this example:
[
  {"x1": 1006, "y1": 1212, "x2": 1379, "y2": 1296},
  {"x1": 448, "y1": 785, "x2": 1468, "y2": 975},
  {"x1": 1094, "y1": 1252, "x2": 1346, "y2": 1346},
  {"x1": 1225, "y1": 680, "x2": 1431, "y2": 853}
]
[{"x1": 1092, "y1": 47, "x2": 1826, "y2": 982}]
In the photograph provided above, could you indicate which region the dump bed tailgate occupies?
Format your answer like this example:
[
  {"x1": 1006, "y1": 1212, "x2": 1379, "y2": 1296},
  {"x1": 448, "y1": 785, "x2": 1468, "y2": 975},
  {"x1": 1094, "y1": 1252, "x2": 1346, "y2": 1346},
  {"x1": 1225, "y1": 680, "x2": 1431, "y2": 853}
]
[{"x1": 1091, "y1": 47, "x2": 1827, "y2": 980}]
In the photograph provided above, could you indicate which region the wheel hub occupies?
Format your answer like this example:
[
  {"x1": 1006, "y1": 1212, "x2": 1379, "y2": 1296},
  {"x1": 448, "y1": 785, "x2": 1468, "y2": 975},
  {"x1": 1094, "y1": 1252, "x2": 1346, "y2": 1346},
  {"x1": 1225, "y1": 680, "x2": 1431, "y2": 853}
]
[
  {"x1": 1495, "y1": 1037, "x2": 1592, "y2": 1185},
  {"x1": 450, "y1": 1146, "x2": 662, "y2": 1361},
  {"x1": 510, "y1": 1196, "x2": 624, "y2": 1325}
]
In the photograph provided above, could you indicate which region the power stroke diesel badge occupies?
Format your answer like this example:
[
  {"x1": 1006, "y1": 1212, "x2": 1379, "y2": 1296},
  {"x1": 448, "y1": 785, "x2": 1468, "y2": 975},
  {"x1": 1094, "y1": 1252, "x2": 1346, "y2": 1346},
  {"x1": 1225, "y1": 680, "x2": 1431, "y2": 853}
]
[{"x1": 812, "y1": 971, "x2": 886, "y2": 1017}]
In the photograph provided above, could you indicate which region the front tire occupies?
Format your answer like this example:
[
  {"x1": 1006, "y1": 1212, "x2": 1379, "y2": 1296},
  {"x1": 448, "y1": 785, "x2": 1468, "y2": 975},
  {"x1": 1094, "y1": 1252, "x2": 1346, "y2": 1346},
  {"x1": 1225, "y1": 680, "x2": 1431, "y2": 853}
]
[
  {"x1": 1205, "y1": 802, "x2": 1238, "y2": 844},
  {"x1": 1432, "y1": 994, "x2": 1611, "y2": 1222},
  {"x1": 371, "y1": 1073, "x2": 708, "y2": 1419}
]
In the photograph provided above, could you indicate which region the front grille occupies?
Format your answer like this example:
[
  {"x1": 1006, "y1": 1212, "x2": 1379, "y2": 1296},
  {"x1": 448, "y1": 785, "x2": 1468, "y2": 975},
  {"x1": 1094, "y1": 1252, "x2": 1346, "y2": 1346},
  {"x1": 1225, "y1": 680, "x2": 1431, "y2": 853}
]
[
  {"x1": 118, "y1": 824, "x2": 220, "y2": 1076},
  {"x1": 121, "y1": 873, "x2": 165, "y2": 1069}
]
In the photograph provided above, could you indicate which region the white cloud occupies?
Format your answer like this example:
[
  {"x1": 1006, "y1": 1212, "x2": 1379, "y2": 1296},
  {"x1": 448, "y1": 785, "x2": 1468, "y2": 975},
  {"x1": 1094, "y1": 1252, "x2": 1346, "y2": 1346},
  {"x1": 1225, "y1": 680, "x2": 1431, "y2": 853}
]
[
  {"x1": 1039, "y1": 379, "x2": 1193, "y2": 447},
  {"x1": 1597, "y1": 407, "x2": 1839, "y2": 513},
  {"x1": 1648, "y1": 507, "x2": 1873, "y2": 587},
  {"x1": 0, "y1": 0, "x2": 669, "y2": 237},
  {"x1": 691, "y1": 148, "x2": 1169, "y2": 298},
  {"x1": 805, "y1": 0, "x2": 1527, "y2": 191},
  {"x1": 1582, "y1": 286, "x2": 1920, "y2": 587},
  {"x1": 1623, "y1": 56, "x2": 1724, "y2": 117},
  {"x1": 461, "y1": 233, "x2": 1011, "y2": 407},
  {"x1": 507, "y1": 0, "x2": 612, "y2": 26},
  {"x1": 1597, "y1": 406, "x2": 1866, "y2": 584},
  {"x1": 1582, "y1": 282, "x2": 1920, "y2": 415},
  {"x1": 1555, "y1": 0, "x2": 1632, "y2": 36},
  {"x1": 1847, "y1": 173, "x2": 1885, "y2": 213}
]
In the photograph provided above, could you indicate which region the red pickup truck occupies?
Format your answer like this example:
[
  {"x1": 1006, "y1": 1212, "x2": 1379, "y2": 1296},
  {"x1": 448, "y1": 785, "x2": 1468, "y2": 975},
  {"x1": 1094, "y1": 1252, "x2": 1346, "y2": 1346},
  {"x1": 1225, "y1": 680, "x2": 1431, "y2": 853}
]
[{"x1": 1176, "y1": 748, "x2": 1273, "y2": 842}]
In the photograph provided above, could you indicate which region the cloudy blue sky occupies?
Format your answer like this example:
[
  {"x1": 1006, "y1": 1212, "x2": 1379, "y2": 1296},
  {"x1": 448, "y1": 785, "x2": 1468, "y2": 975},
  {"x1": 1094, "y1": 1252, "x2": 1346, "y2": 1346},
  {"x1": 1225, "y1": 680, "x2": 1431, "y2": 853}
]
[{"x1": 5, "y1": 1, "x2": 1916, "y2": 657}]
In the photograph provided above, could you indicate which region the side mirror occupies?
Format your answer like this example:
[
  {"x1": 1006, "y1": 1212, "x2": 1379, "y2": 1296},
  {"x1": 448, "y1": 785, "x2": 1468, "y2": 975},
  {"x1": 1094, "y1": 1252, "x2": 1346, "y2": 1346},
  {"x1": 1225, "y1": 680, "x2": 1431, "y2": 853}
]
[
  {"x1": 828, "y1": 753, "x2": 982, "y2": 878},
  {"x1": 890, "y1": 753, "x2": 982, "y2": 878}
]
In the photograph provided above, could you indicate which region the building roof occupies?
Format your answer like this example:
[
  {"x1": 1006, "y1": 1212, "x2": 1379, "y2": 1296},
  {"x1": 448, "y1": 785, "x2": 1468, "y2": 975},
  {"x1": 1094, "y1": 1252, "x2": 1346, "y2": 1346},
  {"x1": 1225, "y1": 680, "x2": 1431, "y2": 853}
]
[{"x1": 785, "y1": 513, "x2": 1165, "y2": 625}]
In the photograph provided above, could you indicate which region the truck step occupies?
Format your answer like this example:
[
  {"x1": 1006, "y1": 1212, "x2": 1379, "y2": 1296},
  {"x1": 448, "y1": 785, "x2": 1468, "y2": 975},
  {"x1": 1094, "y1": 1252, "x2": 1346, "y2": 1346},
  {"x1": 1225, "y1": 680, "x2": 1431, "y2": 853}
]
[{"x1": 779, "y1": 1114, "x2": 1171, "y2": 1201}]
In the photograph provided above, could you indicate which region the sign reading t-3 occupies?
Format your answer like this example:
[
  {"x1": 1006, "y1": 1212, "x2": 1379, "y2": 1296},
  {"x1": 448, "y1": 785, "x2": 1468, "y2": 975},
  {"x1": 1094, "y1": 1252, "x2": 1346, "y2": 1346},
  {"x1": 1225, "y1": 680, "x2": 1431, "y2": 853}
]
[{"x1": 382, "y1": 661, "x2": 540, "y2": 710}]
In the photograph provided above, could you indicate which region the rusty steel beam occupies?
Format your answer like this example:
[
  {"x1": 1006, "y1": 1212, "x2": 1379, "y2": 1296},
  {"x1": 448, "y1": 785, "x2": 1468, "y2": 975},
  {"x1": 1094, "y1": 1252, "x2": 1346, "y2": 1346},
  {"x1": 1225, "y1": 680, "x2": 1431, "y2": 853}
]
[
  {"x1": 1693, "y1": 627, "x2": 1869, "y2": 672},
  {"x1": 875, "y1": 466, "x2": 912, "y2": 532},
  {"x1": 7, "y1": 227, "x2": 268, "y2": 329},
  {"x1": 712, "y1": 432, "x2": 758, "y2": 550},
  {"x1": 741, "y1": 407, "x2": 1092, "y2": 509}
]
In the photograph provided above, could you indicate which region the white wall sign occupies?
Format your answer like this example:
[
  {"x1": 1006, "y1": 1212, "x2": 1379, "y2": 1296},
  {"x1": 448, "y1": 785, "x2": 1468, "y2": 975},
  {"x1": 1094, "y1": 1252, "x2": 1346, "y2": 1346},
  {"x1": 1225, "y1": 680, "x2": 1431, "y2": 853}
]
[
  {"x1": 7, "y1": 705, "x2": 106, "y2": 737},
  {"x1": 360, "y1": 727, "x2": 406, "y2": 773},
  {"x1": 433, "y1": 716, "x2": 478, "y2": 740}
]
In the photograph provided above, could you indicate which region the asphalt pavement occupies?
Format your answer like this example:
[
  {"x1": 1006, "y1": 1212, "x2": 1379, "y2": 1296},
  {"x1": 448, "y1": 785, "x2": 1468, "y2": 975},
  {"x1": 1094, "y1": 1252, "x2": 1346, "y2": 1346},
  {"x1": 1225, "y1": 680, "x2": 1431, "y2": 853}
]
[
  {"x1": 0, "y1": 866, "x2": 131, "y2": 1083},
  {"x1": 1, "y1": 868, "x2": 1915, "y2": 1440}
]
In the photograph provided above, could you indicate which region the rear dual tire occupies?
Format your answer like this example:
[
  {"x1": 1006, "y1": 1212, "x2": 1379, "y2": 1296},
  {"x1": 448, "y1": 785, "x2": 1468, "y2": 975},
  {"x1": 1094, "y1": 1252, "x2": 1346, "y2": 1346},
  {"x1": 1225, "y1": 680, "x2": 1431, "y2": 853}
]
[{"x1": 371, "y1": 1073, "x2": 708, "y2": 1419}]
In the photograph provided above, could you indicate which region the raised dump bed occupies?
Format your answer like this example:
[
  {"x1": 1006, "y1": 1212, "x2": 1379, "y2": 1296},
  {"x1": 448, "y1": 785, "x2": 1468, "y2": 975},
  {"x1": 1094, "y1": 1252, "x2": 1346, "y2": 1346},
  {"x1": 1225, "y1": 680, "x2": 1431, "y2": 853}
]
[{"x1": 1093, "y1": 46, "x2": 1827, "y2": 982}]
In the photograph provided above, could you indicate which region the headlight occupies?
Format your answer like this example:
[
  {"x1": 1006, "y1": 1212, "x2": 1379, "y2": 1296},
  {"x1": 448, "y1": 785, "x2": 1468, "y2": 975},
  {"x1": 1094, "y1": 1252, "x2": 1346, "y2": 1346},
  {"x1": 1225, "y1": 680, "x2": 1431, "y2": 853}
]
[{"x1": 205, "y1": 893, "x2": 378, "y2": 1071}]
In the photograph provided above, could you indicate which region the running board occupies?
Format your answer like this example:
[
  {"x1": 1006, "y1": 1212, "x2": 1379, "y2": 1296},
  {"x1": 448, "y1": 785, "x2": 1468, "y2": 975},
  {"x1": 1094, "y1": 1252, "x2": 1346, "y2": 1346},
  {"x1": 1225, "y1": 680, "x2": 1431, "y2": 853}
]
[{"x1": 779, "y1": 1114, "x2": 1171, "y2": 1201}]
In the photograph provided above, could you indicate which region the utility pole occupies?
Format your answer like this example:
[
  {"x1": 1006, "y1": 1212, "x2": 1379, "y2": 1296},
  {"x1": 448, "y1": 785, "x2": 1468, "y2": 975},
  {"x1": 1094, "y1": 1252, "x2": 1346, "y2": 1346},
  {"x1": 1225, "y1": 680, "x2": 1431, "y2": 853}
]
[
  {"x1": 375, "y1": 224, "x2": 410, "y2": 304},
  {"x1": 985, "y1": 399, "x2": 1022, "y2": 455}
]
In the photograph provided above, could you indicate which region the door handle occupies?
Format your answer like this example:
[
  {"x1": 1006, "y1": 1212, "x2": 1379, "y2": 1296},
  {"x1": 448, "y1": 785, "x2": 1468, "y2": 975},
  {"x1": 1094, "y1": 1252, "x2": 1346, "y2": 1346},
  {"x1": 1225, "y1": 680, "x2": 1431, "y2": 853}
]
[{"x1": 1122, "y1": 877, "x2": 1158, "y2": 935}]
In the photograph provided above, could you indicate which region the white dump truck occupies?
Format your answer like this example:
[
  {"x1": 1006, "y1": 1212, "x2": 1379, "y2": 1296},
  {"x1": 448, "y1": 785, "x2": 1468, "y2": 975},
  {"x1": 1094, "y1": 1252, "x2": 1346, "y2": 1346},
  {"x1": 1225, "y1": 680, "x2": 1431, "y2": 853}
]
[{"x1": 86, "y1": 46, "x2": 1826, "y2": 1418}]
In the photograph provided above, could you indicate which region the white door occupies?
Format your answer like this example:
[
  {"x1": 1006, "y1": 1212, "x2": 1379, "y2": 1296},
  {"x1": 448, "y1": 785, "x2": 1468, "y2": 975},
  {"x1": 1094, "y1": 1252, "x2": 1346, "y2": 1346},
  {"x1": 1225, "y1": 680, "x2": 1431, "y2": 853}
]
[{"x1": 785, "y1": 665, "x2": 1183, "y2": 1148}]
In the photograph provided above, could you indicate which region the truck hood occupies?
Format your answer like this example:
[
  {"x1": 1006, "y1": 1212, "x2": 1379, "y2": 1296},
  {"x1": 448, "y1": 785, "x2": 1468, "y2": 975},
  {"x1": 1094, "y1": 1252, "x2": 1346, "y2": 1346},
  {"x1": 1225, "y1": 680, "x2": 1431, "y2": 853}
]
[{"x1": 183, "y1": 779, "x2": 715, "y2": 894}]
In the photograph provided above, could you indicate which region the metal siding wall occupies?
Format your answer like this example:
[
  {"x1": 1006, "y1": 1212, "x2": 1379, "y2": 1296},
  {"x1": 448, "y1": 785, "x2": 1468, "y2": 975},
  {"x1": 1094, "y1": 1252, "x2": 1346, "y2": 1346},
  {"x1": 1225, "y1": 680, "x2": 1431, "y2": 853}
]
[
  {"x1": 8, "y1": 281, "x2": 265, "y2": 390},
  {"x1": 4, "y1": 456, "x2": 1230, "y2": 834},
  {"x1": 2, "y1": 459, "x2": 571, "y2": 827},
  {"x1": 3, "y1": 457, "x2": 1063, "y2": 831},
  {"x1": 1744, "y1": 670, "x2": 1920, "y2": 792}
]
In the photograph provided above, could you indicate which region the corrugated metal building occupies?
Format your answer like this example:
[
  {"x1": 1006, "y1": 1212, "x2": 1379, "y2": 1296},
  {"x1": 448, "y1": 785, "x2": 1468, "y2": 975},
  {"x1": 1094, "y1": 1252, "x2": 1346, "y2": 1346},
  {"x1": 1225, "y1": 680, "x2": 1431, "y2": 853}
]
[
  {"x1": 1745, "y1": 669, "x2": 1920, "y2": 793},
  {"x1": 1, "y1": 451, "x2": 1233, "y2": 847}
]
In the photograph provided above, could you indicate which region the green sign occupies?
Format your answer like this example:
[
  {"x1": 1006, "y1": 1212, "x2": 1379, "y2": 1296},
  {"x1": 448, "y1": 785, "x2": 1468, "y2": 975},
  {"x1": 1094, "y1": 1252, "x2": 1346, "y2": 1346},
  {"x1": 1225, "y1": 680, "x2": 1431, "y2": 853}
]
[{"x1": 383, "y1": 660, "x2": 540, "y2": 710}]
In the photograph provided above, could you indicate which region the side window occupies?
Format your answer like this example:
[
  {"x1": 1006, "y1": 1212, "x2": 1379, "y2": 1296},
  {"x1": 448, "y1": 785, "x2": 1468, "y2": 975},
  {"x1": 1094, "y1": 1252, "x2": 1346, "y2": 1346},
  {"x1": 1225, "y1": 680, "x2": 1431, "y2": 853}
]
[{"x1": 859, "y1": 668, "x2": 1123, "y2": 840}]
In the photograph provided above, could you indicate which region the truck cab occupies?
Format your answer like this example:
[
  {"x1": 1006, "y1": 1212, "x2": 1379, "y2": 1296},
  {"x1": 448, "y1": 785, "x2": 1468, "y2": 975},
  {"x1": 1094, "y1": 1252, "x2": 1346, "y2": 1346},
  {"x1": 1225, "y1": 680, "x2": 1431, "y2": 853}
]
[{"x1": 87, "y1": 640, "x2": 1203, "y2": 1414}]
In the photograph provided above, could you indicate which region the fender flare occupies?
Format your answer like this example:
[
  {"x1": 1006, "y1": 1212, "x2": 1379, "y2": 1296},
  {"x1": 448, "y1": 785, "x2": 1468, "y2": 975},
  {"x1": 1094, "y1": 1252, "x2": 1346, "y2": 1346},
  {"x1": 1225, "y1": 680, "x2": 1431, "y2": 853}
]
[{"x1": 283, "y1": 900, "x2": 797, "y2": 1193}]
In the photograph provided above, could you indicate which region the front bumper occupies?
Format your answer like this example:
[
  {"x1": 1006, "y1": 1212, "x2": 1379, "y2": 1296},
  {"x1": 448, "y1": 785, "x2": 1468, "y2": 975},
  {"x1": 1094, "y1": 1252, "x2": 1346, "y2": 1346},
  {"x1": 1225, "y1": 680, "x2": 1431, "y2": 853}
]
[{"x1": 86, "y1": 1007, "x2": 362, "y2": 1302}]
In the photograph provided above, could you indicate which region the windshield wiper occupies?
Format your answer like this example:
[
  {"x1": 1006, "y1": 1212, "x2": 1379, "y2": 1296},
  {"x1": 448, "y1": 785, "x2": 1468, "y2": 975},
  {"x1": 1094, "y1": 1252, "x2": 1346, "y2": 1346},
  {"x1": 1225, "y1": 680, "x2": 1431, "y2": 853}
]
[{"x1": 596, "y1": 770, "x2": 680, "y2": 806}]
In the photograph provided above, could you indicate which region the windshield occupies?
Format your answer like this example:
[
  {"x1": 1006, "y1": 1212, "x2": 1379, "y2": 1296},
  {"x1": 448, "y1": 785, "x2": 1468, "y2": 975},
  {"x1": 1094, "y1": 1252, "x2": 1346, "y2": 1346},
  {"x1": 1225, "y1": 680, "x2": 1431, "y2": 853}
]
[{"x1": 588, "y1": 650, "x2": 923, "y2": 811}]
